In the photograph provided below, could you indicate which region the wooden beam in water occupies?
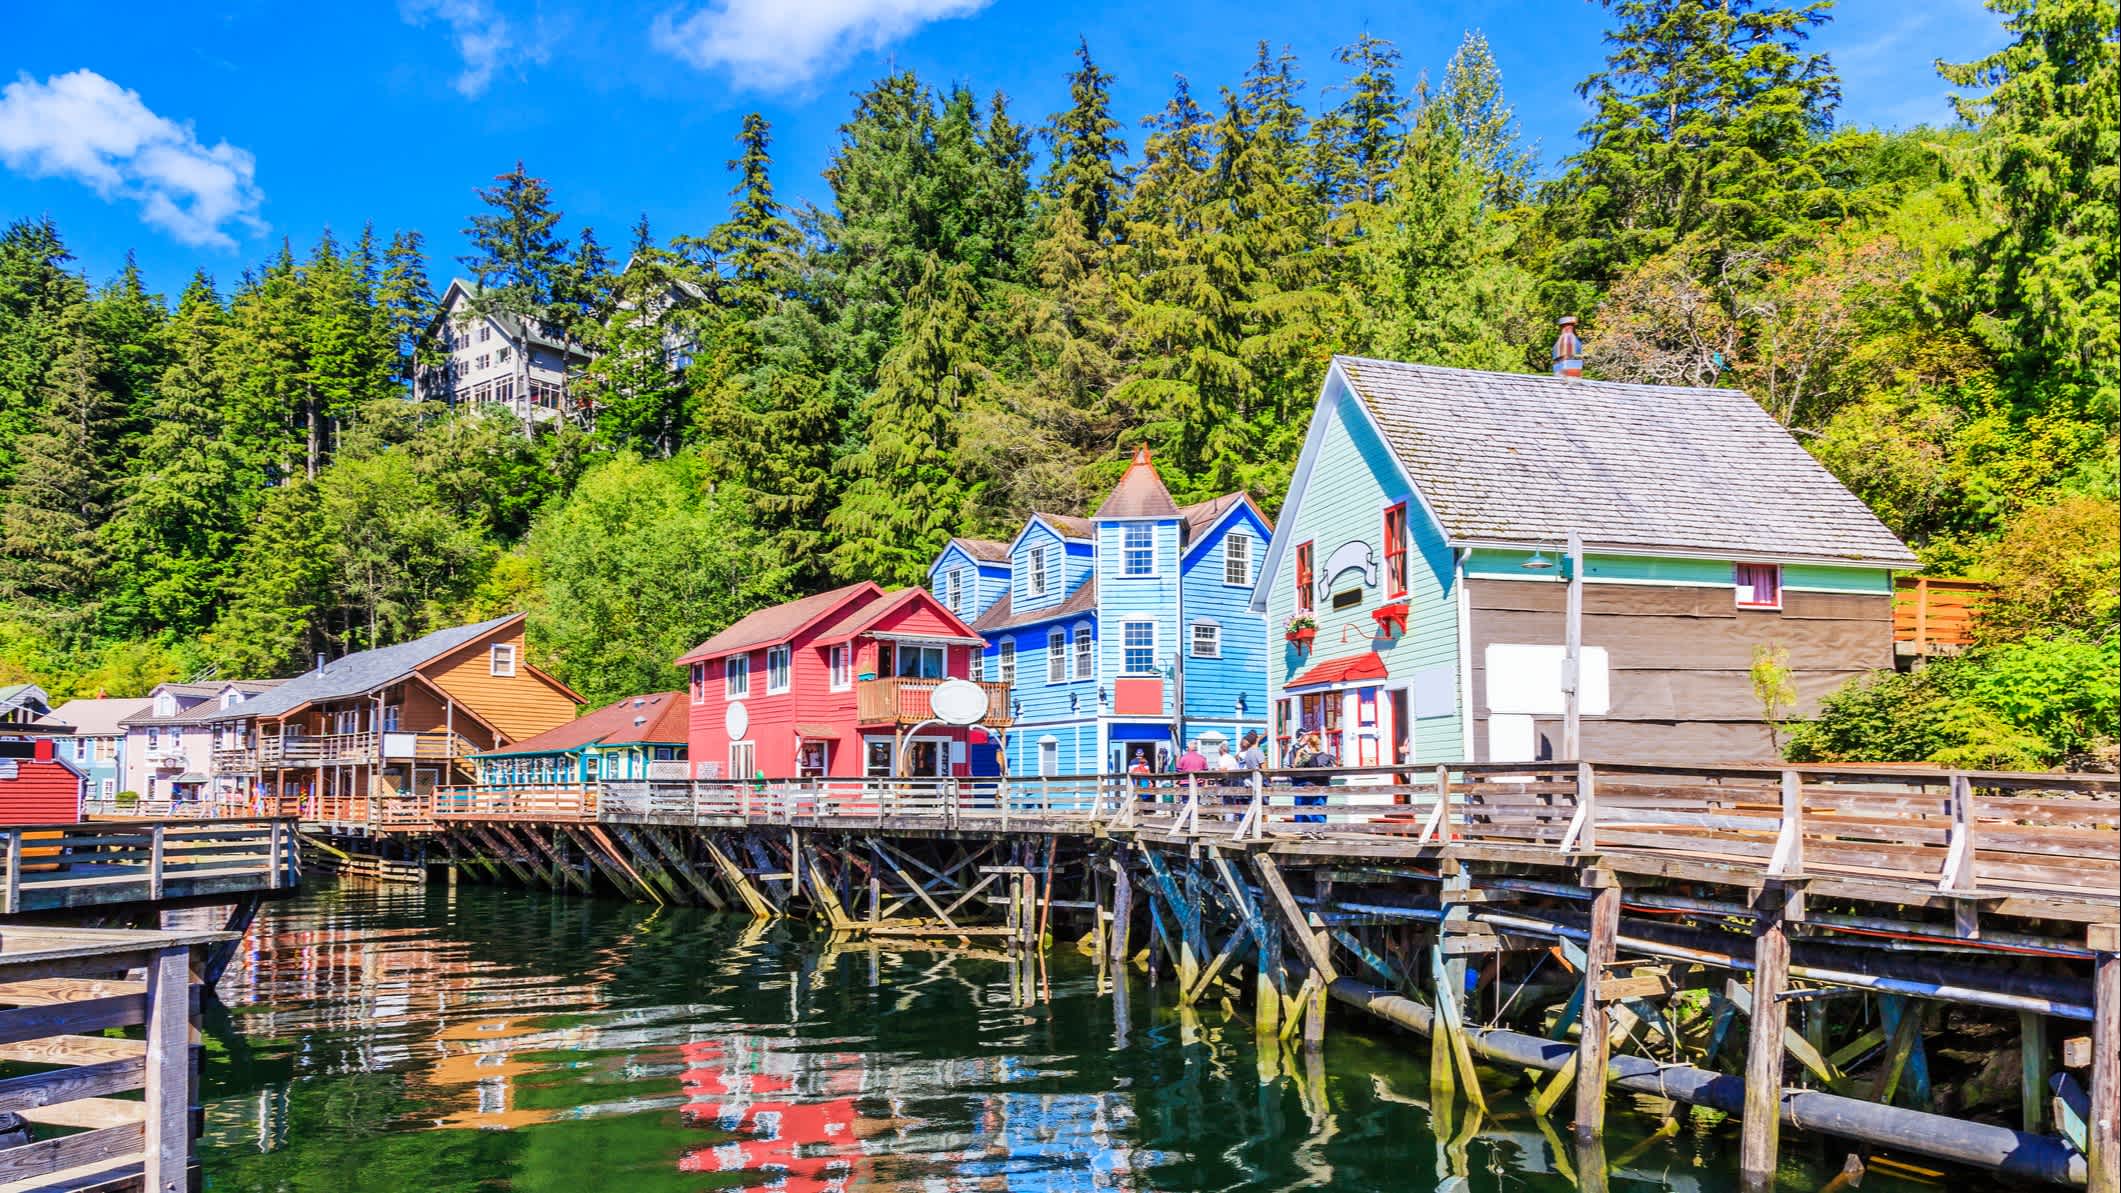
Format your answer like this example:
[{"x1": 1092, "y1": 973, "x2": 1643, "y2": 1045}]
[
  {"x1": 2090, "y1": 926, "x2": 2118, "y2": 1193},
  {"x1": 1573, "y1": 868, "x2": 1619, "y2": 1144},
  {"x1": 1739, "y1": 880, "x2": 1795, "y2": 1192}
]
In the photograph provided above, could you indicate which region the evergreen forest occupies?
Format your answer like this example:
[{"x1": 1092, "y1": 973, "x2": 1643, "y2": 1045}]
[{"x1": 1, "y1": 0, "x2": 2114, "y2": 768}]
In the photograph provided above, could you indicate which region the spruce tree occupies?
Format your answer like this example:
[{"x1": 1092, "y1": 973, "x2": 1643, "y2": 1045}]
[
  {"x1": 827, "y1": 256, "x2": 987, "y2": 585},
  {"x1": 460, "y1": 161, "x2": 568, "y2": 318},
  {"x1": 1940, "y1": 0, "x2": 2119, "y2": 389},
  {"x1": 89, "y1": 254, "x2": 168, "y2": 449},
  {"x1": 99, "y1": 273, "x2": 255, "y2": 635},
  {"x1": 0, "y1": 218, "x2": 87, "y2": 490},
  {"x1": 219, "y1": 241, "x2": 312, "y2": 485},
  {"x1": 376, "y1": 230, "x2": 436, "y2": 385},
  {"x1": 0, "y1": 298, "x2": 118, "y2": 615},
  {"x1": 1555, "y1": 0, "x2": 1844, "y2": 280},
  {"x1": 702, "y1": 113, "x2": 798, "y2": 298},
  {"x1": 1439, "y1": 31, "x2": 1536, "y2": 209},
  {"x1": 208, "y1": 480, "x2": 336, "y2": 676},
  {"x1": 1318, "y1": 33, "x2": 1408, "y2": 211},
  {"x1": 1044, "y1": 39, "x2": 1129, "y2": 243}
]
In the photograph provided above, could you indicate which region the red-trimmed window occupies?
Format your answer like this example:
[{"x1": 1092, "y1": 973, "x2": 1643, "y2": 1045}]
[
  {"x1": 1383, "y1": 503, "x2": 1409, "y2": 598},
  {"x1": 1295, "y1": 541, "x2": 1314, "y2": 613},
  {"x1": 1736, "y1": 563, "x2": 1781, "y2": 609}
]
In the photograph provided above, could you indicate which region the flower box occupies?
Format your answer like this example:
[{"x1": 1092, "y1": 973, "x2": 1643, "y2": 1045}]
[{"x1": 1286, "y1": 626, "x2": 1317, "y2": 646}]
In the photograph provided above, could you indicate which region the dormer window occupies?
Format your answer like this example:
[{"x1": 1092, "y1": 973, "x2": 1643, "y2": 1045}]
[
  {"x1": 1122, "y1": 525, "x2": 1154, "y2": 576},
  {"x1": 489, "y1": 644, "x2": 517, "y2": 677},
  {"x1": 946, "y1": 568, "x2": 964, "y2": 611},
  {"x1": 154, "y1": 694, "x2": 175, "y2": 718},
  {"x1": 1029, "y1": 546, "x2": 1053, "y2": 597},
  {"x1": 221, "y1": 691, "x2": 242, "y2": 710}
]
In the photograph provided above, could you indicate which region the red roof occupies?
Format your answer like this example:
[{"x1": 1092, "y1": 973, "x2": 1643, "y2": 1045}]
[
  {"x1": 676, "y1": 582, "x2": 882, "y2": 664},
  {"x1": 478, "y1": 692, "x2": 688, "y2": 755},
  {"x1": 1287, "y1": 652, "x2": 1389, "y2": 689},
  {"x1": 1094, "y1": 445, "x2": 1180, "y2": 519},
  {"x1": 814, "y1": 587, "x2": 985, "y2": 646}
]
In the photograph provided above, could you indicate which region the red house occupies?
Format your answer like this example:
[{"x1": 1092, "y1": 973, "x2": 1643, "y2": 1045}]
[
  {"x1": 0, "y1": 735, "x2": 86, "y2": 825},
  {"x1": 676, "y1": 582, "x2": 1010, "y2": 780}
]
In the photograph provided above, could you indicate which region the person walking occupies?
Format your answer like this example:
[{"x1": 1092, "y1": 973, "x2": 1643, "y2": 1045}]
[
  {"x1": 1175, "y1": 740, "x2": 1208, "y2": 774},
  {"x1": 1293, "y1": 729, "x2": 1332, "y2": 825}
]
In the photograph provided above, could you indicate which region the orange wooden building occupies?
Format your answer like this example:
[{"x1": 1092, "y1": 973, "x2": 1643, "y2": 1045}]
[{"x1": 202, "y1": 614, "x2": 582, "y2": 825}]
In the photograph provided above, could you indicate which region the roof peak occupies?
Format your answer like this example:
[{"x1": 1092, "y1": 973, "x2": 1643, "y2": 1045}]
[{"x1": 1094, "y1": 444, "x2": 1181, "y2": 520}]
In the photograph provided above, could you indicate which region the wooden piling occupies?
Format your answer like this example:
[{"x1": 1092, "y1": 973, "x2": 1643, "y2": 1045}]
[
  {"x1": 2089, "y1": 925, "x2": 2118, "y2": 1193},
  {"x1": 1574, "y1": 868, "x2": 1619, "y2": 1144},
  {"x1": 1740, "y1": 881, "x2": 1795, "y2": 1191}
]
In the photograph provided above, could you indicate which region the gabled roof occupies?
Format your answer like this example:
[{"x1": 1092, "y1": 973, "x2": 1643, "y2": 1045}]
[
  {"x1": 1095, "y1": 445, "x2": 1181, "y2": 520},
  {"x1": 223, "y1": 615, "x2": 530, "y2": 721},
  {"x1": 1033, "y1": 513, "x2": 1095, "y2": 542},
  {"x1": 433, "y1": 279, "x2": 591, "y2": 359},
  {"x1": 815, "y1": 587, "x2": 985, "y2": 647},
  {"x1": 472, "y1": 691, "x2": 687, "y2": 757},
  {"x1": 43, "y1": 697, "x2": 151, "y2": 737},
  {"x1": 676, "y1": 582, "x2": 883, "y2": 664},
  {"x1": 1179, "y1": 492, "x2": 1271, "y2": 548},
  {"x1": 972, "y1": 577, "x2": 1098, "y2": 634},
  {"x1": 1333, "y1": 356, "x2": 1917, "y2": 567},
  {"x1": 945, "y1": 537, "x2": 1012, "y2": 564},
  {"x1": 121, "y1": 681, "x2": 282, "y2": 728}
]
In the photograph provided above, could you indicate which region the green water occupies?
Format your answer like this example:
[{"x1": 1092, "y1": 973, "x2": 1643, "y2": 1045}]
[{"x1": 194, "y1": 883, "x2": 1954, "y2": 1192}]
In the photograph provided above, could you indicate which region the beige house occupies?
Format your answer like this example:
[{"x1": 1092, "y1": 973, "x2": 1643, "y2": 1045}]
[{"x1": 416, "y1": 279, "x2": 593, "y2": 422}]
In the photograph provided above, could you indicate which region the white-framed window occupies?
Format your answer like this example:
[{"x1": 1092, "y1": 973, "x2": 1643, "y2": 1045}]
[
  {"x1": 154, "y1": 693, "x2": 175, "y2": 718},
  {"x1": 1224, "y1": 533, "x2": 1251, "y2": 586},
  {"x1": 828, "y1": 644, "x2": 852, "y2": 690},
  {"x1": 893, "y1": 644, "x2": 946, "y2": 678},
  {"x1": 1735, "y1": 563, "x2": 1782, "y2": 609},
  {"x1": 1047, "y1": 628, "x2": 1067, "y2": 683},
  {"x1": 946, "y1": 568, "x2": 964, "y2": 611},
  {"x1": 725, "y1": 653, "x2": 750, "y2": 697},
  {"x1": 1073, "y1": 625, "x2": 1093, "y2": 680},
  {"x1": 1039, "y1": 737, "x2": 1059, "y2": 778},
  {"x1": 1191, "y1": 622, "x2": 1222, "y2": 658},
  {"x1": 100, "y1": 779, "x2": 114, "y2": 799},
  {"x1": 971, "y1": 650, "x2": 985, "y2": 682},
  {"x1": 497, "y1": 346, "x2": 511, "y2": 363},
  {"x1": 1122, "y1": 621, "x2": 1156, "y2": 674},
  {"x1": 1122, "y1": 524, "x2": 1155, "y2": 576},
  {"x1": 729, "y1": 741, "x2": 756, "y2": 780},
  {"x1": 489, "y1": 643, "x2": 517, "y2": 677},
  {"x1": 691, "y1": 663, "x2": 705, "y2": 704},
  {"x1": 1029, "y1": 545, "x2": 1052, "y2": 597},
  {"x1": 475, "y1": 353, "x2": 491, "y2": 371},
  {"x1": 478, "y1": 323, "x2": 491, "y2": 343},
  {"x1": 766, "y1": 645, "x2": 791, "y2": 693},
  {"x1": 998, "y1": 639, "x2": 1016, "y2": 684}
]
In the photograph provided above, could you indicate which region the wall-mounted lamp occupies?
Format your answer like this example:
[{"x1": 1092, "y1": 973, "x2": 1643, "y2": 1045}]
[{"x1": 1522, "y1": 547, "x2": 1557, "y2": 572}]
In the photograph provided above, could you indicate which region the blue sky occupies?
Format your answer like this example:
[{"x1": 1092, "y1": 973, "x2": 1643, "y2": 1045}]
[{"x1": 2, "y1": 0, "x2": 2007, "y2": 299}]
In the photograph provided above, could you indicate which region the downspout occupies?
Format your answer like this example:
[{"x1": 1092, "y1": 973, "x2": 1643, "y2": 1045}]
[{"x1": 1171, "y1": 521, "x2": 1186, "y2": 755}]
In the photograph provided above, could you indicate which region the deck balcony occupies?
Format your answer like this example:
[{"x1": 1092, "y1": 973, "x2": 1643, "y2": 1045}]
[
  {"x1": 212, "y1": 747, "x2": 258, "y2": 774},
  {"x1": 256, "y1": 731, "x2": 476, "y2": 768},
  {"x1": 855, "y1": 678, "x2": 1012, "y2": 728}
]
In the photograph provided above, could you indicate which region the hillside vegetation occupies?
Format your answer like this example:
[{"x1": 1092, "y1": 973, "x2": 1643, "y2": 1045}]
[{"x1": 1, "y1": 0, "x2": 2112, "y2": 766}]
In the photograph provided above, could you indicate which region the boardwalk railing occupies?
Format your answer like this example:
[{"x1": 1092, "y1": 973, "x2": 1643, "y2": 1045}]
[
  {"x1": 0, "y1": 925, "x2": 232, "y2": 1192},
  {"x1": 417, "y1": 762, "x2": 2118, "y2": 903},
  {"x1": 0, "y1": 818, "x2": 298, "y2": 914}
]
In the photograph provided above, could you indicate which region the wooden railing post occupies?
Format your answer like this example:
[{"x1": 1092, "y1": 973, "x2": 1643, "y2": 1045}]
[
  {"x1": 148, "y1": 824, "x2": 166, "y2": 900},
  {"x1": 1767, "y1": 769, "x2": 1805, "y2": 878},
  {"x1": 3, "y1": 830, "x2": 19, "y2": 914},
  {"x1": 142, "y1": 944, "x2": 192, "y2": 1193},
  {"x1": 1560, "y1": 762, "x2": 1597, "y2": 853},
  {"x1": 1942, "y1": 772, "x2": 1977, "y2": 893}
]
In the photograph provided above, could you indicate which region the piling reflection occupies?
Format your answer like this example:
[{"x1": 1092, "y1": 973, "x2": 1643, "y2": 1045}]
[{"x1": 190, "y1": 883, "x2": 1956, "y2": 1193}]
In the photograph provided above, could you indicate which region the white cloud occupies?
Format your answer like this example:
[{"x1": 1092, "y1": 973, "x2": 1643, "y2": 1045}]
[
  {"x1": 402, "y1": 0, "x2": 548, "y2": 98},
  {"x1": 653, "y1": 0, "x2": 989, "y2": 91},
  {"x1": 0, "y1": 70, "x2": 265, "y2": 249}
]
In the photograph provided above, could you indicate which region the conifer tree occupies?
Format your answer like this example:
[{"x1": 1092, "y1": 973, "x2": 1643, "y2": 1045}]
[
  {"x1": 1317, "y1": 32, "x2": 1408, "y2": 212},
  {"x1": 298, "y1": 230, "x2": 388, "y2": 472},
  {"x1": 1940, "y1": 0, "x2": 2118, "y2": 389},
  {"x1": 1555, "y1": 0, "x2": 1844, "y2": 280},
  {"x1": 1044, "y1": 39, "x2": 1129, "y2": 243},
  {"x1": 0, "y1": 219, "x2": 87, "y2": 489},
  {"x1": 460, "y1": 161, "x2": 568, "y2": 318},
  {"x1": 0, "y1": 298, "x2": 118, "y2": 615},
  {"x1": 827, "y1": 256, "x2": 987, "y2": 585},
  {"x1": 703, "y1": 113, "x2": 798, "y2": 298},
  {"x1": 99, "y1": 273, "x2": 254, "y2": 635},
  {"x1": 1439, "y1": 31, "x2": 1536, "y2": 208},
  {"x1": 376, "y1": 230, "x2": 436, "y2": 384},
  {"x1": 208, "y1": 481, "x2": 336, "y2": 676},
  {"x1": 219, "y1": 241, "x2": 312, "y2": 484},
  {"x1": 89, "y1": 254, "x2": 168, "y2": 447}
]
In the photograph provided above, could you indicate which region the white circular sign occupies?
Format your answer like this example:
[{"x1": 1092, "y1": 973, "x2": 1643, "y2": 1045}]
[
  {"x1": 723, "y1": 700, "x2": 749, "y2": 740},
  {"x1": 928, "y1": 678, "x2": 990, "y2": 727}
]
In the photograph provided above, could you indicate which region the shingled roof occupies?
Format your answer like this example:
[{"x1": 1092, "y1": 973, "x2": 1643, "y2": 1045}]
[
  {"x1": 948, "y1": 537, "x2": 1012, "y2": 563},
  {"x1": 222, "y1": 615, "x2": 527, "y2": 721},
  {"x1": 972, "y1": 577, "x2": 1099, "y2": 634},
  {"x1": 473, "y1": 692, "x2": 687, "y2": 757},
  {"x1": 1095, "y1": 446, "x2": 1181, "y2": 519},
  {"x1": 675, "y1": 582, "x2": 882, "y2": 664},
  {"x1": 1334, "y1": 356, "x2": 1917, "y2": 568}
]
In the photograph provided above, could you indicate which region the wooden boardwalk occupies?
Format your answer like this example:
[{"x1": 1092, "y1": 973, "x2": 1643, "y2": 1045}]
[{"x1": 278, "y1": 762, "x2": 2118, "y2": 1189}]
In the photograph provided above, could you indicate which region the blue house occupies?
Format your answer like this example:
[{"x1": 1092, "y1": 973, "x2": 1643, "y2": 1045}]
[
  {"x1": 926, "y1": 536, "x2": 1014, "y2": 624},
  {"x1": 36, "y1": 698, "x2": 148, "y2": 803},
  {"x1": 937, "y1": 448, "x2": 1273, "y2": 776}
]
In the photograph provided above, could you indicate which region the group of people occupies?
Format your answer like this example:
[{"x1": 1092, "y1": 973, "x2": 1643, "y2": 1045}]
[{"x1": 1122, "y1": 727, "x2": 1338, "y2": 825}]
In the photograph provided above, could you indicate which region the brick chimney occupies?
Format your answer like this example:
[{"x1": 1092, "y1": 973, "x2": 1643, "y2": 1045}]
[{"x1": 1552, "y1": 315, "x2": 1583, "y2": 380}]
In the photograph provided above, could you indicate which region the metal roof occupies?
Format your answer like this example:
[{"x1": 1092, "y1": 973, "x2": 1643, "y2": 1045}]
[
  {"x1": 470, "y1": 691, "x2": 687, "y2": 757},
  {"x1": 39, "y1": 698, "x2": 151, "y2": 737},
  {"x1": 217, "y1": 616, "x2": 524, "y2": 721},
  {"x1": 1335, "y1": 356, "x2": 1917, "y2": 567}
]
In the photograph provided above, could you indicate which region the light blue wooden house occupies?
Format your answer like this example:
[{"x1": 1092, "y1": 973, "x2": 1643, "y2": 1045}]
[
  {"x1": 936, "y1": 448, "x2": 1273, "y2": 776},
  {"x1": 926, "y1": 537, "x2": 1014, "y2": 624},
  {"x1": 1249, "y1": 345, "x2": 1916, "y2": 768}
]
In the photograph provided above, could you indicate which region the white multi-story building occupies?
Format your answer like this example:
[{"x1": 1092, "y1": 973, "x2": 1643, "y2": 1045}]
[{"x1": 416, "y1": 279, "x2": 594, "y2": 423}]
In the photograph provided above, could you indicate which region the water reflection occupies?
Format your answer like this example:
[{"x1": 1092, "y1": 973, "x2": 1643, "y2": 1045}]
[{"x1": 191, "y1": 883, "x2": 1956, "y2": 1193}]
